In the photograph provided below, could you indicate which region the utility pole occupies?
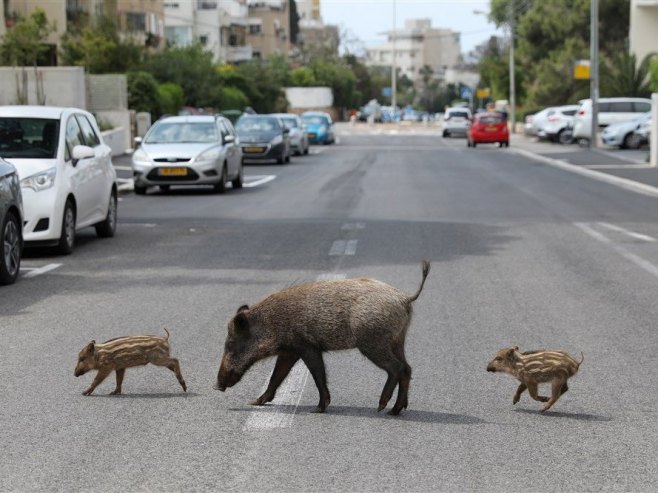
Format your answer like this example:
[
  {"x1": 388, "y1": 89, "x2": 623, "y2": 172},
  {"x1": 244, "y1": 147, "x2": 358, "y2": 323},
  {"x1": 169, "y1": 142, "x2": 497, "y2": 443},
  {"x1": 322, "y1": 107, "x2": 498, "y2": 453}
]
[
  {"x1": 508, "y1": 0, "x2": 516, "y2": 133},
  {"x1": 391, "y1": 0, "x2": 397, "y2": 111},
  {"x1": 590, "y1": 0, "x2": 599, "y2": 148}
]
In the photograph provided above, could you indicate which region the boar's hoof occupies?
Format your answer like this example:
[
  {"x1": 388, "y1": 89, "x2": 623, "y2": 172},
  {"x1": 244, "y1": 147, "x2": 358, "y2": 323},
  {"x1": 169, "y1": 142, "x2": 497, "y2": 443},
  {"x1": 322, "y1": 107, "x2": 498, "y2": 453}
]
[
  {"x1": 377, "y1": 404, "x2": 386, "y2": 412},
  {"x1": 251, "y1": 393, "x2": 273, "y2": 406},
  {"x1": 82, "y1": 389, "x2": 92, "y2": 396},
  {"x1": 512, "y1": 396, "x2": 520, "y2": 405},
  {"x1": 109, "y1": 389, "x2": 121, "y2": 395}
]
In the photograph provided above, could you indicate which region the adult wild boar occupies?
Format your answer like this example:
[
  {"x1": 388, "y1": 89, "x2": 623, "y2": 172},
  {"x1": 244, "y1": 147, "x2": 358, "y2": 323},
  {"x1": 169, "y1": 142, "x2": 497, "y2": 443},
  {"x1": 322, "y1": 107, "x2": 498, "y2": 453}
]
[{"x1": 216, "y1": 261, "x2": 430, "y2": 415}]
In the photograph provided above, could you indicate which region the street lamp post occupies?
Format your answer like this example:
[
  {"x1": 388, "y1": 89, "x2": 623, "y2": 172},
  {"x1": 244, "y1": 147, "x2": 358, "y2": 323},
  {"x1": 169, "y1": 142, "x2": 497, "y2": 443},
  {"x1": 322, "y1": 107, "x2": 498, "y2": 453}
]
[
  {"x1": 590, "y1": 0, "x2": 599, "y2": 148},
  {"x1": 508, "y1": 1, "x2": 516, "y2": 133},
  {"x1": 391, "y1": 0, "x2": 397, "y2": 111}
]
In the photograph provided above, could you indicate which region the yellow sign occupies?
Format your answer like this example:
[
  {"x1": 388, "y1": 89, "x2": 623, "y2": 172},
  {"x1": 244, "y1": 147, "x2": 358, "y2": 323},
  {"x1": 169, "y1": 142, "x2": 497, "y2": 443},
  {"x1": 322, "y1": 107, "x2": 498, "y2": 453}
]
[
  {"x1": 476, "y1": 88, "x2": 491, "y2": 98},
  {"x1": 574, "y1": 60, "x2": 590, "y2": 80}
]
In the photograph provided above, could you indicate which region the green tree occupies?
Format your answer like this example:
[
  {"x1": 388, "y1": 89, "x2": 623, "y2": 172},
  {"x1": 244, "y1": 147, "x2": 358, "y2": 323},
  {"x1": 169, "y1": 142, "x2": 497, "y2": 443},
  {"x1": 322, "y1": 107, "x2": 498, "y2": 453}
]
[
  {"x1": 0, "y1": 8, "x2": 55, "y2": 66},
  {"x1": 128, "y1": 71, "x2": 163, "y2": 117},
  {"x1": 217, "y1": 86, "x2": 250, "y2": 111},
  {"x1": 601, "y1": 52, "x2": 656, "y2": 98},
  {"x1": 651, "y1": 57, "x2": 658, "y2": 92},
  {"x1": 158, "y1": 82, "x2": 184, "y2": 115},
  {"x1": 289, "y1": 66, "x2": 317, "y2": 86}
]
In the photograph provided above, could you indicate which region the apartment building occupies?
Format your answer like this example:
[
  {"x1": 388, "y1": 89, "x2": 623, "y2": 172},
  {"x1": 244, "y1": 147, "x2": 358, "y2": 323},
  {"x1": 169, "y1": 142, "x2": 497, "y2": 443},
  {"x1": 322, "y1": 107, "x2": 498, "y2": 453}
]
[
  {"x1": 117, "y1": 0, "x2": 165, "y2": 48},
  {"x1": 164, "y1": 0, "x2": 252, "y2": 63},
  {"x1": 246, "y1": 0, "x2": 289, "y2": 59},
  {"x1": 296, "y1": 0, "x2": 338, "y2": 57},
  {"x1": 366, "y1": 19, "x2": 461, "y2": 82}
]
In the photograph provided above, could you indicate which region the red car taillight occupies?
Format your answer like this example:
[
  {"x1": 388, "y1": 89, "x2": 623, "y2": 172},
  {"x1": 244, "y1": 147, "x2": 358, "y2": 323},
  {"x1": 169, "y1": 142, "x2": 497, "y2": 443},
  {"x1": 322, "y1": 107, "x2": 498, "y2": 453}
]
[{"x1": 577, "y1": 109, "x2": 586, "y2": 116}]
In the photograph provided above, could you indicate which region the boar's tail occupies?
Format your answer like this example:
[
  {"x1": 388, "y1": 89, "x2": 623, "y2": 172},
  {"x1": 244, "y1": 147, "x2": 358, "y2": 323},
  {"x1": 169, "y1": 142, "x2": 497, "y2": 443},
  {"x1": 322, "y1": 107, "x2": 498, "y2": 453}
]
[
  {"x1": 408, "y1": 260, "x2": 431, "y2": 302},
  {"x1": 578, "y1": 352, "x2": 584, "y2": 367},
  {"x1": 163, "y1": 328, "x2": 170, "y2": 340}
]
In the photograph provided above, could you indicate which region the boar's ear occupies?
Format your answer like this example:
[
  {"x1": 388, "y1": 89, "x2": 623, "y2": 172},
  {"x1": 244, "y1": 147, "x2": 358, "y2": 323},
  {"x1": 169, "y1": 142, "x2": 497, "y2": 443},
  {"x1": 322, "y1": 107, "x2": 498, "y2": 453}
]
[
  {"x1": 506, "y1": 347, "x2": 517, "y2": 361},
  {"x1": 236, "y1": 304, "x2": 249, "y2": 314},
  {"x1": 234, "y1": 312, "x2": 250, "y2": 335},
  {"x1": 86, "y1": 341, "x2": 96, "y2": 354},
  {"x1": 513, "y1": 346, "x2": 519, "y2": 351}
]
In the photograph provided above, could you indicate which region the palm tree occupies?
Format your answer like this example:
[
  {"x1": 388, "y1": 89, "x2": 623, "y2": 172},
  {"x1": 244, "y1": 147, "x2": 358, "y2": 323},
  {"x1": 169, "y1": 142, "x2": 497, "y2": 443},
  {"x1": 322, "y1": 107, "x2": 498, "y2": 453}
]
[{"x1": 601, "y1": 51, "x2": 656, "y2": 98}]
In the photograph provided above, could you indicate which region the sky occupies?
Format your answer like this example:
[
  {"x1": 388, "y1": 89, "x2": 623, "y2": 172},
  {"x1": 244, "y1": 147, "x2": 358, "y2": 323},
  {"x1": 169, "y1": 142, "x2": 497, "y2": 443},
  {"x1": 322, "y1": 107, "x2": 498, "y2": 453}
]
[{"x1": 320, "y1": 0, "x2": 503, "y2": 55}]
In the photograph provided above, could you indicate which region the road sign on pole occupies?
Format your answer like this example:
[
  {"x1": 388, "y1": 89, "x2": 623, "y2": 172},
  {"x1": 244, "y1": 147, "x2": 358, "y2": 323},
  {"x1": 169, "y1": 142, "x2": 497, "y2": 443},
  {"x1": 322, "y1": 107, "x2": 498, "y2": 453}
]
[{"x1": 461, "y1": 87, "x2": 473, "y2": 100}]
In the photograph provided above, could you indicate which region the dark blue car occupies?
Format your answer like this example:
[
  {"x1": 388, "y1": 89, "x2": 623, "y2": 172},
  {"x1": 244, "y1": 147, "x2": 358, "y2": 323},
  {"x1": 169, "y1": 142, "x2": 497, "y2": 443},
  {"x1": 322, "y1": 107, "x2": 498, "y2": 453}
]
[
  {"x1": 301, "y1": 112, "x2": 335, "y2": 145},
  {"x1": 0, "y1": 158, "x2": 23, "y2": 285}
]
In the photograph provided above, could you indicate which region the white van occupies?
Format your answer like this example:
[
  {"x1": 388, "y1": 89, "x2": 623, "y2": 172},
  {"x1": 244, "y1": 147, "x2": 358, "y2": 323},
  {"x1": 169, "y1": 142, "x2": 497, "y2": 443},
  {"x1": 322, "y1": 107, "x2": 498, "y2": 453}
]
[{"x1": 572, "y1": 97, "x2": 652, "y2": 141}]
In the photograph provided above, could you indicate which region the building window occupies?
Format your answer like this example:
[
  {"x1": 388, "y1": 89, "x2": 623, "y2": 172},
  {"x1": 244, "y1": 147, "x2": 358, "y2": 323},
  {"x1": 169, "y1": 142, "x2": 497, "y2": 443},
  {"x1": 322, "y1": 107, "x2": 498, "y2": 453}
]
[
  {"x1": 253, "y1": 50, "x2": 261, "y2": 59},
  {"x1": 163, "y1": 2, "x2": 179, "y2": 7},
  {"x1": 199, "y1": 35, "x2": 208, "y2": 46},
  {"x1": 197, "y1": 1, "x2": 217, "y2": 9},
  {"x1": 126, "y1": 12, "x2": 146, "y2": 31},
  {"x1": 249, "y1": 24, "x2": 261, "y2": 35}
]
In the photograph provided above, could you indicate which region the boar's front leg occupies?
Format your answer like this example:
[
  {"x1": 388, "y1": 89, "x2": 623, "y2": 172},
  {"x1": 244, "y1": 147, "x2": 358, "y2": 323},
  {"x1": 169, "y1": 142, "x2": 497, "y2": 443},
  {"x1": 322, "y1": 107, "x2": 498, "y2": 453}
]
[
  {"x1": 109, "y1": 368, "x2": 125, "y2": 395},
  {"x1": 298, "y1": 348, "x2": 331, "y2": 413},
  {"x1": 82, "y1": 369, "x2": 111, "y2": 396},
  {"x1": 512, "y1": 383, "x2": 527, "y2": 404},
  {"x1": 252, "y1": 351, "x2": 300, "y2": 406}
]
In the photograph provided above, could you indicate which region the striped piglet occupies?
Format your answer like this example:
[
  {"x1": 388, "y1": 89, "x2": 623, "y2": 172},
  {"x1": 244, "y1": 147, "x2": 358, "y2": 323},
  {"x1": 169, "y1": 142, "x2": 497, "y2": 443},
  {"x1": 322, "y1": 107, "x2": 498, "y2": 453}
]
[
  {"x1": 74, "y1": 329, "x2": 187, "y2": 396},
  {"x1": 486, "y1": 346, "x2": 584, "y2": 412}
]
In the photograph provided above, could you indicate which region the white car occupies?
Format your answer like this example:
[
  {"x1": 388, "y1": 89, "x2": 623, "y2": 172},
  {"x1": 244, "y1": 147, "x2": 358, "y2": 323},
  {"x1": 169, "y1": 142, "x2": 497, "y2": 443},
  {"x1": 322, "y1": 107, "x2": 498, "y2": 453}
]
[
  {"x1": 0, "y1": 106, "x2": 117, "y2": 254},
  {"x1": 273, "y1": 113, "x2": 309, "y2": 156},
  {"x1": 573, "y1": 97, "x2": 652, "y2": 142},
  {"x1": 442, "y1": 107, "x2": 472, "y2": 137},
  {"x1": 132, "y1": 115, "x2": 243, "y2": 194},
  {"x1": 539, "y1": 105, "x2": 579, "y2": 142}
]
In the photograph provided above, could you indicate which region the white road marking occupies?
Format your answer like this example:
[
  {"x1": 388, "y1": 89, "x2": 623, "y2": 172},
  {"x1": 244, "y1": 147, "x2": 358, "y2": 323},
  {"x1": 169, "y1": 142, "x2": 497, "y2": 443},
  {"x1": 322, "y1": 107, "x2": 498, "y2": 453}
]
[
  {"x1": 329, "y1": 239, "x2": 358, "y2": 256},
  {"x1": 244, "y1": 271, "x2": 346, "y2": 430},
  {"x1": 21, "y1": 263, "x2": 62, "y2": 278},
  {"x1": 341, "y1": 222, "x2": 365, "y2": 231},
  {"x1": 597, "y1": 222, "x2": 656, "y2": 242},
  {"x1": 113, "y1": 166, "x2": 132, "y2": 171},
  {"x1": 584, "y1": 164, "x2": 653, "y2": 170},
  {"x1": 574, "y1": 222, "x2": 658, "y2": 279},
  {"x1": 310, "y1": 148, "x2": 327, "y2": 155},
  {"x1": 120, "y1": 222, "x2": 157, "y2": 228},
  {"x1": 243, "y1": 175, "x2": 276, "y2": 188}
]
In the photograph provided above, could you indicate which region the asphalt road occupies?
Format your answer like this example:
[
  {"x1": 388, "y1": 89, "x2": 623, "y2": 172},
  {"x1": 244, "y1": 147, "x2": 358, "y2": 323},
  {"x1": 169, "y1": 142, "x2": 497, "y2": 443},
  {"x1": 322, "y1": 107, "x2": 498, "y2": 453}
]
[{"x1": 2, "y1": 125, "x2": 658, "y2": 491}]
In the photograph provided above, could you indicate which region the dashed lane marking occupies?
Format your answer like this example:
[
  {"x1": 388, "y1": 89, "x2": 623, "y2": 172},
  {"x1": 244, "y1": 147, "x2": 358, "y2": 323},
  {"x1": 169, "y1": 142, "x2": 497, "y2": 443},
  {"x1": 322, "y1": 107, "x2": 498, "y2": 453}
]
[
  {"x1": 21, "y1": 263, "x2": 62, "y2": 278},
  {"x1": 329, "y1": 239, "x2": 358, "y2": 256},
  {"x1": 597, "y1": 222, "x2": 656, "y2": 242}
]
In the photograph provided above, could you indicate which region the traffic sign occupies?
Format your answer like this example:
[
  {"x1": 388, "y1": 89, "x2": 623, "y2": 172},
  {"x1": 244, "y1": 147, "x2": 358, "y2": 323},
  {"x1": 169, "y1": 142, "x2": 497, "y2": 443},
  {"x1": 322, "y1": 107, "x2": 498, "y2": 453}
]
[{"x1": 461, "y1": 87, "x2": 473, "y2": 99}]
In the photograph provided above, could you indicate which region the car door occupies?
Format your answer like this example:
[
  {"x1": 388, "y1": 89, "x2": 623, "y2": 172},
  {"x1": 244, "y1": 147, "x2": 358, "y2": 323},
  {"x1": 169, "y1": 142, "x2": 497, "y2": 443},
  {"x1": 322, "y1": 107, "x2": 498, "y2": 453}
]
[
  {"x1": 75, "y1": 114, "x2": 109, "y2": 223},
  {"x1": 218, "y1": 119, "x2": 238, "y2": 178},
  {"x1": 64, "y1": 115, "x2": 96, "y2": 226}
]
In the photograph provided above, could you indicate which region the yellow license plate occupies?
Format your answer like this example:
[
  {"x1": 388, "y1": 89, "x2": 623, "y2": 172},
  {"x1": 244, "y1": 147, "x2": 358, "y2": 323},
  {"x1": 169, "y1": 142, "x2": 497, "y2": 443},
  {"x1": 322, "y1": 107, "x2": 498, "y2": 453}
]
[
  {"x1": 158, "y1": 167, "x2": 187, "y2": 176},
  {"x1": 245, "y1": 147, "x2": 264, "y2": 153},
  {"x1": 486, "y1": 127, "x2": 497, "y2": 132},
  {"x1": 308, "y1": 133, "x2": 316, "y2": 139}
]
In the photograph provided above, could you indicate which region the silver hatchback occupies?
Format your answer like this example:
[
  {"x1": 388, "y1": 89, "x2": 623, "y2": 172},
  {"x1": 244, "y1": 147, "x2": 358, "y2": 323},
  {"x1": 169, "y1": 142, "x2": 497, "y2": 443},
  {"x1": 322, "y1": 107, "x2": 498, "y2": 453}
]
[
  {"x1": 131, "y1": 115, "x2": 243, "y2": 195},
  {"x1": 0, "y1": 158, "x2": 23, "y2": 285}
]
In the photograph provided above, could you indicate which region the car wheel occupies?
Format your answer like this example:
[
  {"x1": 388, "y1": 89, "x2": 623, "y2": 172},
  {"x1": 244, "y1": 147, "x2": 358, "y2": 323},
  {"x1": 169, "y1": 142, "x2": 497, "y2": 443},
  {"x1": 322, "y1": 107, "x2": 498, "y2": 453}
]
[
  {"x1": 276, "y1": 153, "x2": 284, "y2": 164},
  {"x1": 624, "y1": 133, "x2": 640, "y2": 150},
  {"x1": 159, "y1": 185, "x2": 170, "y2": 192},
  {"x1": 0, "y1": 211, "x2": 21, "y2": 285},
  {"x1": 95, "y1": 191, "x2": 117, "y2": 238},
  {"x1": 56, "y1": 199, "x2": 76, "y2": 255},
  {"x1": 285, "y1": 150, "x2": 291, "y2": 163},
  {"x1": 467, "y1": 140, "x2": 471, "y2": 147},
  {"x1": 557, "y1": 129, "x2": 572, "y2": 145},
  {"x1": 214, "y1": 165, "x2": 227, "y2": 193},
  {"x1": 232, "y1": 164, "x2": 243, "y2": 189},
  {"x1": 472, "y1": 141, "x2": 477, "y2": 148},
  {"x1": 304, "y1": 144, "x2": 309, "y2": 155},
  {"x1": 443, "y1": 130, "x2": 449, "y2": 138},
  {"x1": 505, "y1": 141, "x2": 510, "y2": 148},
  {"x1": 134, "y1": 183, "x2": 147, "y2": 195}
]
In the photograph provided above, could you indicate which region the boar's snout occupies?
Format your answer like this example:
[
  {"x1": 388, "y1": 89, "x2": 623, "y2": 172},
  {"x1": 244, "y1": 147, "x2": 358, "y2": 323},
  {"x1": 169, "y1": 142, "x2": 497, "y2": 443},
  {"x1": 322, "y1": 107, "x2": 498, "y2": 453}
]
[
  {"x1": 486, "y1": 365, "x2": 496, "y2": 373},
  {"x1": 74, "y1": 367, "x2": 86, "y2": 377},
  {"x1": 216, "y1": 368, "x2": 241, "y2": 391}
]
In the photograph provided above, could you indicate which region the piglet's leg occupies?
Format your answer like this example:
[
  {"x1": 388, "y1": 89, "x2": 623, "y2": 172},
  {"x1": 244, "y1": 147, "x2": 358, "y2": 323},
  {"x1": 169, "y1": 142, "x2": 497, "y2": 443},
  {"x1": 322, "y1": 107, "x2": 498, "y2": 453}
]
[
  {"x1": 541, "y1": 380, "x2": 565, "y2": 413},
  {"x1": 110, "y1": 369, "x2": 125, "y2": 395},
  {"x1": 526, "y1": 382, "x2": 549, "y2": 403},
  {"x1": 252, "y1": 352, "x2": 300, "y2": 406},
  {"x1": 152, "y1": 355, "x2": 187, "y2": 392},
  {"x1": 512, "y1": 383, "x2": 527, "y2": 404},
  {"x1": 83, "y1": 369, "x2": 111, "y2": 396}
]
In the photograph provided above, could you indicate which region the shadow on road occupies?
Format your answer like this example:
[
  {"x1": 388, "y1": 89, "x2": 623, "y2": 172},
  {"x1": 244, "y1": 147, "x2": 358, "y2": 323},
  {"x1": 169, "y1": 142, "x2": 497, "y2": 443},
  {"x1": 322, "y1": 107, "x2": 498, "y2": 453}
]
[
  {"x1": 513, "y1": 407, "x2": 611, "y2": 422},
  {"x1": 90, "y1": 392, "x2": 201, "y2": 399}
]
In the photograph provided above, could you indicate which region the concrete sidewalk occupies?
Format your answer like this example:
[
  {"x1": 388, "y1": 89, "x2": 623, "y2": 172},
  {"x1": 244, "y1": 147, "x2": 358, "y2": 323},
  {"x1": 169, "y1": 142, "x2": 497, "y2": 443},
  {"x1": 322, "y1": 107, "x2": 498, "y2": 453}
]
[{"x1": 510, "y1": 134, "x2": 658, "y2": 188}]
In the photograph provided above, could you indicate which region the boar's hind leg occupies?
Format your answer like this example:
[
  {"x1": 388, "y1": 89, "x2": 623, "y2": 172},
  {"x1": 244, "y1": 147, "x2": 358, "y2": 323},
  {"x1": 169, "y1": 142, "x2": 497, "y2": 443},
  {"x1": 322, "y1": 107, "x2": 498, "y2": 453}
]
[
  {"x1": 153, "y1": 357, "x2": 187, "y2": 392},
  {"x1": 360, "y1": 346, "x2": 405, "y2": 414},
  {"x1": 252, "y1": 352, "x2": 300, "y2": 406},
  {"x1": 109, "y1": 369, "x2": 125, "y2": 395},
  {"x1": 389, "y1": 345, "x2": 412, "y2": 416},
  {"x1": 299, "y1": 348, "x2": 331, "y2": 413}
]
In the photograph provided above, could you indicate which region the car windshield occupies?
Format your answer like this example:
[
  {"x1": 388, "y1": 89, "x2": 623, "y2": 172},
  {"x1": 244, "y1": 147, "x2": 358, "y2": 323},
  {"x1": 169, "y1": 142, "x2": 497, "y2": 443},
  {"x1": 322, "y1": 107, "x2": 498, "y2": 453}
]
[
  {"x1": 236, "y1": 117, "x2": 279, "y2": 132},
  {"x1": 302, "y1": 115, "x2": 328, "y2": 125},
  {"x1": 0, "y1": 117, "x2": 59, "y2": 159},
  {"x1": 449, "y1": 111, "x2": 470, "y2": 119},
  {"x1": 281, "y1": 117, "x2": 298, "y2": 129},
  {"x1": 145, "y1": 122, "x2": 218, "y2": 144},
  {"x1": 478, "y1": 115, "x2": 504, "y2": 123}
]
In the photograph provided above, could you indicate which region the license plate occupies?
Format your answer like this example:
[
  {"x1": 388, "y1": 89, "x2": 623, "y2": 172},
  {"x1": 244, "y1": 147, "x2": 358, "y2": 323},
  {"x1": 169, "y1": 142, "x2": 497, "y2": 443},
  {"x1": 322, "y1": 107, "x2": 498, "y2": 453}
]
[
  {"x1": 158, "y1": 167, "x2": 187, "y2": 176},
  {"x1": 486, "y1": 127, "x2": 497, "y2": 132},
  {"x1": 245, "y1": 147, "x2": 264, "y2": 153},
  {"x1": 308, "y1": 133, "x2": 316, "y2": 139}
]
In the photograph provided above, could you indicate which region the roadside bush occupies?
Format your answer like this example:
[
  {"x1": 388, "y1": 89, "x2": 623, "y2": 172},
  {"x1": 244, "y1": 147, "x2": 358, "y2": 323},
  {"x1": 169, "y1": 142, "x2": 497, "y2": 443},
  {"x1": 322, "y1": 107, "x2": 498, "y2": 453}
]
[
  {"x1": 127, "y1": 71, "x2": 163, "y2": 118},
  {"x1": 217, "y1": 86, "x2": 249, "y2": 111},
  {"x1": 650, "y1": 56, "x2": 658, "y2": 93},
  {"x1": 158, "y1": 82, "x2": 184, "y2": 116}
]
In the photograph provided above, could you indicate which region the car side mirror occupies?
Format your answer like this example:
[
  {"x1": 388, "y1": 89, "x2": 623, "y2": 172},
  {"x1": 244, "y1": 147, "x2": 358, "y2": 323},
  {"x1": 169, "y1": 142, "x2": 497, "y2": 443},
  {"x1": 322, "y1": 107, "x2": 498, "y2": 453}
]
[
  {"x1": 71, "y1": 145, "x2": 95, "y2": 166},
  {"x1": 224, "y1": 135, "x2": 235, "y2": 144},
  {"x1": 283, "y1": 128, "x2": 290, "y2": 135},
  {"x1": 134, "y1": 136, "x2": 143, "y2": 147}
]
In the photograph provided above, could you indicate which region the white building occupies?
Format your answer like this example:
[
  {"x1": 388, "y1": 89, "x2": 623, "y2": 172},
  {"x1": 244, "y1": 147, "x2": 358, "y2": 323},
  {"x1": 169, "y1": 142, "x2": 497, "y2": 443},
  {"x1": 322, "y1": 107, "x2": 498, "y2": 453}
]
[
  {"x1": 366, "y1": 19, "x2": 461, "y2": 81},
  {"x1": 629, "y1": 0, "x2": 658, "y2": 65},
  {"x1": 164, "y1": 0, "x2": 252, "y2": 63}
]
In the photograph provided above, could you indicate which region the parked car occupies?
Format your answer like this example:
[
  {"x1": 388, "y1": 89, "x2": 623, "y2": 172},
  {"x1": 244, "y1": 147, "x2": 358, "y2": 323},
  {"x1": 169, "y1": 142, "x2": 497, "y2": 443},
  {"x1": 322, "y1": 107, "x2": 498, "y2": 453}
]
[
  {"x1": 0, "y1": 158, "x2": 23, "y2": 285},
  {"x1": 272, "y1": 113, "x2": 309, "y2": 156},
  {"x1": 601, "y1": 112, "x2": 651, "y2": 149},
  {"x1": 0, "y1": 106, "x2": 117, "y2": 254},
  {"x1": 573, "y1": 97, "x2": 652, "y2": 143},
  {"x1": 467, "y1": 112, "x2": 509, "y2": 148},
  {"x1": 525, "y1": 107, "x2": 556, "y2": 137},
  {"x1": 629, "y1": 117, "x2": 652, "y2": 149},
  {"x1": 539, "y1": 105, "x2": 579, "y2": 142},
  {"x1": 132, "y1": 115, "x2": 243, "y2": 194},
  {"x1": 236, "y1": 114, "x2": 291, "y2": 163},
  {"x1": 442, "y1": 107, "x2": 472, "y2": 137},
  {"x1": 301, "y1": 112, "x2": 335, "y2": 145}
]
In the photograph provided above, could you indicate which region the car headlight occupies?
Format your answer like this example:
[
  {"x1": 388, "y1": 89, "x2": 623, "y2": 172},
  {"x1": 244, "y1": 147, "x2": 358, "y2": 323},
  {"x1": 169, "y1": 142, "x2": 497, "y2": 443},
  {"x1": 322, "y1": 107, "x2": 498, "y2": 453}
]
[
  {"x1": 271, "y1": 135, "x2": 283, "y2": 145},
  {"x1": 132, "y1": 148, "x2": 151, "y2": 165},
  {"x1": 21, "y1": 168, "x2": 56, "y2": 192},
  {"x1": 196, "y1": 147, "x2": 221, "y2": 162}
]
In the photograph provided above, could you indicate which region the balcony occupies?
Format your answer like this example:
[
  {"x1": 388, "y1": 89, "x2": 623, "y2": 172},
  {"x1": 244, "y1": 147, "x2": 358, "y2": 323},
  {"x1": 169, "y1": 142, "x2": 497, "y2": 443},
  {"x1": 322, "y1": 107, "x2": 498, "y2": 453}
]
[{"x1": 226, "y1": 45, "x2": 253, "y2": 62}]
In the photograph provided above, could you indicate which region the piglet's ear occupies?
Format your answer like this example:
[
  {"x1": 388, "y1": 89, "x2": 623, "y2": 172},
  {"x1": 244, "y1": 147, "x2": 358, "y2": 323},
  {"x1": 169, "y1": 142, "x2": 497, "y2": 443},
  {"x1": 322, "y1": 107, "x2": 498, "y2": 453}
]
[
  {"x1": 513, "y1": 346, "x2": 519, "y2": 351},
  {"x1": 87, "y1": 341, "x2": 96, "y2": 354},
  {"x1": 507, "y1": 348, "x2": 517, "y2": 360},
  {"x1": 234, "y1": 312, "x2": 250, "y2": 334},
  {"x1": 236, "y1": 304, "x2": 249, "y2": 314}
]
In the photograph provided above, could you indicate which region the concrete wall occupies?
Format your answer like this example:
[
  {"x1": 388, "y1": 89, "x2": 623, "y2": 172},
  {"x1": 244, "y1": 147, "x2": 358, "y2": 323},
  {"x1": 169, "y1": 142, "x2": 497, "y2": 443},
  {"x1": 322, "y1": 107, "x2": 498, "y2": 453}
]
[
  {"x1": 101, "y1": 127, "x2": 130, "y2": 157},
  {"x1": 0, "y1": 67, "x2": 86, "y2": 108},
  {"x1": 630, "y1": 1, "x2": 658, "y2": 64},
  {"x1": 96, "y1": 110, "x2": 132, "y2": 153},
  {"x1": 285, "y1": 87, "x2": 333, "y2": 109}
]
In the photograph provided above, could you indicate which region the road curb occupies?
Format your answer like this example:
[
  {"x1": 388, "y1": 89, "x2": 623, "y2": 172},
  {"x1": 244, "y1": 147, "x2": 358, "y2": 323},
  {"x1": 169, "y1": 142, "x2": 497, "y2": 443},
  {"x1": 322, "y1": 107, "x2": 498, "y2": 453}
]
[{"x1": 509, "y1": 147, "x2": 658, "y2": 199}]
